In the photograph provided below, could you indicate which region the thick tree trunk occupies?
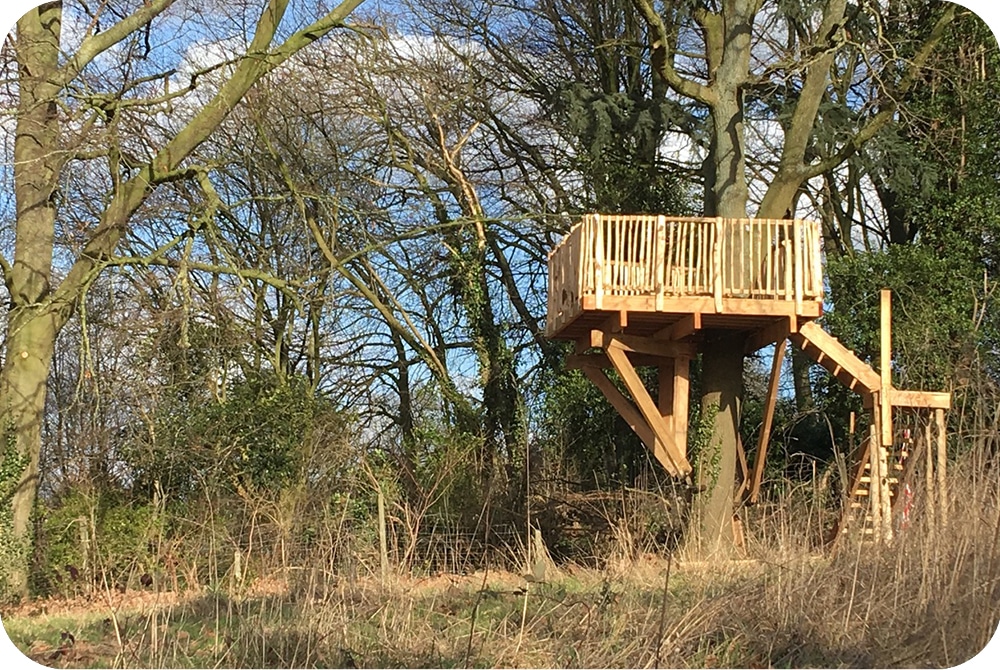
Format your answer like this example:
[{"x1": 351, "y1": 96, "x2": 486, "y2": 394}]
[
  {"x1": 0, "y1": 3, "x2": 64, "y2": 598},
  {"x1": 682, "y1": 0, "x2": 753, "y2": 559},
  {"x1": 1, "y1": 309, "x2": 62, "y2": 596},
  {"x1": 685, "y1": 330, "x2": 743, "y2": 559}
]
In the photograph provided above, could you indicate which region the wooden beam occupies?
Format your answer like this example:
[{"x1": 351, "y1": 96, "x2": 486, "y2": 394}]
[
  {"x1": 655, "y1": 312, "x2": 701, "y2": 341},
  {"x1": 749, "y1": 341, "x2": 786, "y2": 504},
  {"x1": 673, "y1": 356, "x2": 690, "y2": 459},
  {"x1": 605, "y1": 341, "x2": 692, "y2": 475},
  {"x1": 935, "y1": 407, "x2": 948, "y2": 529},
  {"x1": 657, "y1": 359, "x2": 675, "y2": 463},
  {"x1": 924, "y1": 419, "x2": 936, "y2": 531},
  {"x1": 589, "y1": 330, "x2": 696, "y2": 359},
  {"x1": 889, "y1": 389, "x2": 951, "y2": 409},
  {"x1": 735, "y1": 435, "x2": 749, "y2": 502},
  {"x1": 602, "y1": 310, "x2": 628, "y2": 333},
  {"x1": 880, "y1": 289, "x2": 893, "y2": 447},
  {"x1": 566, "y1": 352, "x2": 667, "y2": 370},
  {"x1": 580, "y1": 294, "x2": 823, "y2": 318}
]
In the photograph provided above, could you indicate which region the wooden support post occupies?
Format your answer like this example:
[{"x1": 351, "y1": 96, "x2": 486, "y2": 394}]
[
  {"x1": 735, "y1": 435, "x2": 750, "y2": 501},
  {"x1": 655, "y1": 215, "x2": 666, "y2": 311},
  {"x1": 793, "y1": 218, "x2": 804, "y2": 314},
  {"x1": 935, "y1": 407, "x2": 948, "y2": 529},
  {"x1": 880, "y1": 289, "x2": 893, "y2": 447},
  {"x1": 749, "y1": 341, "x2": 786, "y2": 503},
  {"x1": 657, "y1": 360, "x2": 675, "y2": 462},
  {"x1": 877, "y1": 425, "x2": 894, "y2": 544},
  {"x1": 868, "y1": 423, "x2": 882, "y2": 543},
  {"x1": 605, "y1": 340, "x2": 691, "y2": 475},
  {"x1": 713, "y1": 217, "x2": 724, "y2": 312},
  {"x1": 673, "y1": 356, "x2": 690, "y2": 459},
  {"x1": 924, "y1": 419, "x2": 936, "y2": 531}
]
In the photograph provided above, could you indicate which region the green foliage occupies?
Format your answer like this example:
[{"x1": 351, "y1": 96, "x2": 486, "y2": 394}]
[
  {"x1": 31, "y1": 489, "x2": 162, "y2": 595},
  {"x1": 690, "y1": 403, "x2": 721, "y2": 489},
  {"x1": 0, "y1": 427, "x2": 29, "y2": 600},
  {"x1": 826, "y1": 244, "x2": 983, "y2": 390},
  {"x1": 131, "y1": 372, "x2": 343, "y2": 499},
  {"x1": 540, "y1": 367, "x2": 648, "y2": 488},
  {"x1": 557, "y1": 83, "x2": 691, "y2": 213}
]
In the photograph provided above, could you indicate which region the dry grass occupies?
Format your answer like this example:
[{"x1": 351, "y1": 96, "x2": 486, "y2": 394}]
[{"x1": 3, "y1": 454, "x2": 999, "y2": 668}]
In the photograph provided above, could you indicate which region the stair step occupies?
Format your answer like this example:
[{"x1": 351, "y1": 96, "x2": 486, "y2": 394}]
[{"x1": 859, "y1": 476, "x2": 899, "y2": 485}]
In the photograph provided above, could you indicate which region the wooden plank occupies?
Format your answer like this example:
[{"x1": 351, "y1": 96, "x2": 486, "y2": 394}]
[
  {"x1": 657, "y1": 359, "x2": 675, "y2": 462},
  {"x1": 924, "y1": 419, "x2": 936, "y2": 531},
  {"x1": 594, "y1": 213, "x2": 604, "y2": 310},
  {"x1": 713, "y1": 217, "x2": 723, "y2": 312},
  {"x1": 673, "y1": 356, "x2": 690, "y2": 459},
  {"x1": 656, "y1": 312, "x2": 701, "y2": 341},
  {"x1": 579, "y1": 294, "x2": 823, "y2": 317},
  {"x1": 744, "y1": 315, "x2": 795, "y2": 354},
  {"x1": 880, "y1": 289, "x2": 893, "y2": 446},
  {"x1": 868, "y1": 423, "x2": 882, "y2": 543},
  {"x1": 936, "y1": 407, "x2": 948, "y2": 529},
  {"x1": 792, "y1": 321, "x2": 881, "y2": 393},
  {"x1": 889, "y1": 389, "x2": 951, "y2": 409},
  {"x1": 793, "y1": 219, "x2": 804, "y2": 314},
  {"x1": 735, "y1": 434, "x2": 749, "y2": 501},
  {"x1": 590, "y1": 330, "x2": 696, "y2": 359},
  {"x1": 749, "y1": 340, "x2": 785, "y2": 504},
  {"x1": 605, "y1": 341, "x2": 692, "y2": 475},
  {"x1": 655, "y1": 215, "x2": 666, "y2": 310},
  {"x1": 603, "y1": 310, "x2": 628, "y2": 333}
]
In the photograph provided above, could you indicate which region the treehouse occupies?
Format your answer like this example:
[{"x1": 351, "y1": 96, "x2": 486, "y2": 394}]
[{"x1": 546, "y1": 214, "x2": 951, "y2": 541}]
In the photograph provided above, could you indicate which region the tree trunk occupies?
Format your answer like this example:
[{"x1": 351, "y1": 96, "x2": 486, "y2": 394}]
[
  {"x1": 1, "y1": 2, "x2": 64, "y2": 598},
  {"x1": 685, "y1": 330, "x2": 743, "y2": 559},
  {"x1": 682, "y1": 0, "x2": 753, "y2": 559}
]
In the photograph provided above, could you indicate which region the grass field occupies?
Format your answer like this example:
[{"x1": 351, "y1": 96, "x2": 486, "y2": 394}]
[{"x1": 3, "y1": 454, "x2": 999, "y2": 668}]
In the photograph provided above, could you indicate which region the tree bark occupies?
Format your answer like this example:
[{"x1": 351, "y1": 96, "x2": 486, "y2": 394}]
[
  {"x1": 1, "y1": 2, "x2": 65, "y2": 598},
  {"x1": 685, "y1": 330, "x2": 743, "y2": 559}
]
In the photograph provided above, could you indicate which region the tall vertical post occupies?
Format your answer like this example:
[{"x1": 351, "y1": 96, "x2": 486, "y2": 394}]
[
  {"x1": 868, "y1": 423, "x2": 882, "y2": 543},
  {"x1": 935, "y1": 408, "x2": 948, "y2": 530},
  {"x1": 924, "y1": 419, "x2": 936, "y2": 531},
  {"x1": 880, "y1": 289, "x2": 893, "y2": 448},
  {"x1": 657, "y1": 360, "x2": 675, "y2": 460},
  {"x1": 749, "y1": 341, "x2": 786, "y2": 503},
  {"x1": 673, "y1": 356, "x2": 690, "y2": 459}
]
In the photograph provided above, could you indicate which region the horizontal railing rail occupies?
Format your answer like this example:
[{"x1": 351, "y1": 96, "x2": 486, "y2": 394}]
[{"x1": 547, "y1": 214, "x2": 824, "y2": 335}]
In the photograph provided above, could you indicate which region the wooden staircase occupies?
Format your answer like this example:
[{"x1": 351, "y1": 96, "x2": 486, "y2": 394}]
[
  {"x1": 785, "y1": 315, "x2": 945, "y2": 543},
  {"x1": 789, "y1": 321, "x2": 881, "y2": 395}
]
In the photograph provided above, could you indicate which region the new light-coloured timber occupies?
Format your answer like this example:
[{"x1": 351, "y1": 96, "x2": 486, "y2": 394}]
[
  {"x1": 657, "y1": 312, "x2": 701, "y2": 341},
  {"x1": 604, "y1": 340, "x2": 692, "y2": 475},
  {"x1": 936, "y1": 407, "x2": 948, "y2": 528},
  {"x1": 588, "y1": 330, "x2": 696, "y2": 359},
  {"x1": 548, "y1": 216, "x2": 951, "y2": 534},
  {"x1": 880, "y1": 289, "x2": 894, "y2": 447},
  {"x1": 749, "y1": 341, "x2": 786, "y2": 504}
]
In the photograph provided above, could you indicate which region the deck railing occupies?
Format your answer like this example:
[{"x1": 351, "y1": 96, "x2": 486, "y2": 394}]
[{"x1": 547, "y1": 214, "x2": 824, "y2": 335}]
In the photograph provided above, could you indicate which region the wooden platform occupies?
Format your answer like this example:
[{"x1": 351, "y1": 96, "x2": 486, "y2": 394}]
[{"x1": 546, "y1": 216, "x2": 952, "y2": 521}]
